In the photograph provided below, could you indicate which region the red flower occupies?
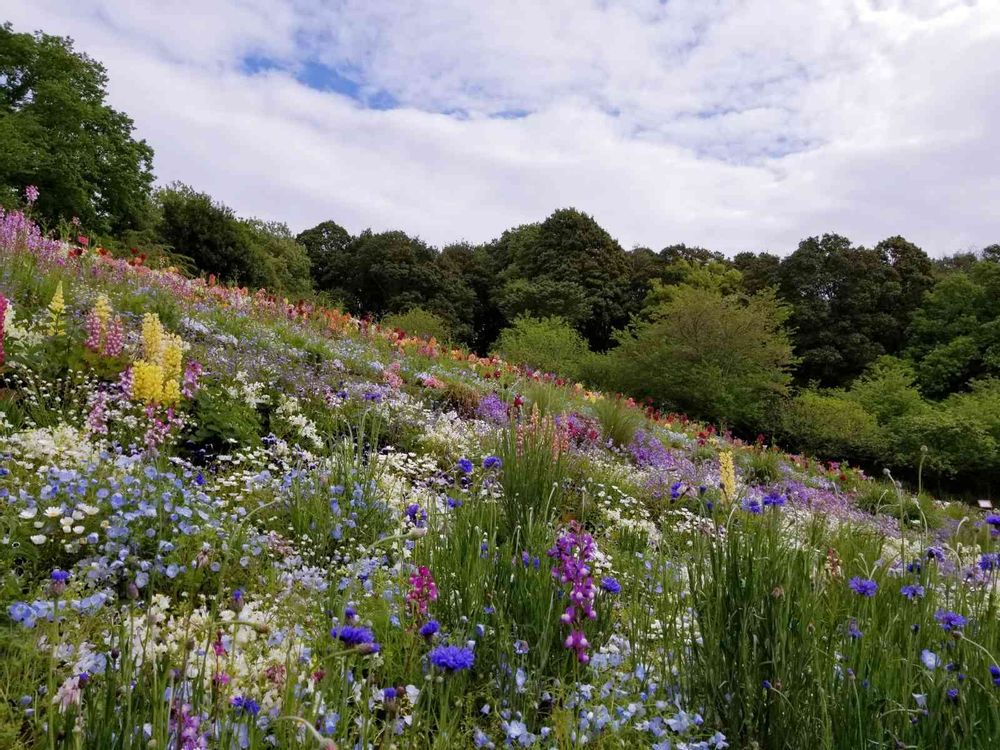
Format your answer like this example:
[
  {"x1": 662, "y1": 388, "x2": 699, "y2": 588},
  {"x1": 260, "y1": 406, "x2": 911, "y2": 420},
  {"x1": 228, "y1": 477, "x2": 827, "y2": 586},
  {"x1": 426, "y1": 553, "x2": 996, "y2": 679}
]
[{"x1": 77, "y1": 235, "x2": 89, "y2": 247}]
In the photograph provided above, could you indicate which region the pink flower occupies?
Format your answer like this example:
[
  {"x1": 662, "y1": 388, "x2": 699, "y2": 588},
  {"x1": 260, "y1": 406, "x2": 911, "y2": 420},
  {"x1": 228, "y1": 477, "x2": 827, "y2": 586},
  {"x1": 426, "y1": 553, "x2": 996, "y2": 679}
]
[
  {"x1": 407, "y1": 566, "x2": 439, "y2": 617},
  {"x1": 24, "y1": 185, "x2": 39, "y2": 204}
]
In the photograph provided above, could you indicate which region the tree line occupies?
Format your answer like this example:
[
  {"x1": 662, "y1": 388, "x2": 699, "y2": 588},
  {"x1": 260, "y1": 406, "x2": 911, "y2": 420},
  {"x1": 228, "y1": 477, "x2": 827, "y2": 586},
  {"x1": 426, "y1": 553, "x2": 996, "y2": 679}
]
[{"x1": 3, "y1": 23, "x2": 999, "y2": 494}]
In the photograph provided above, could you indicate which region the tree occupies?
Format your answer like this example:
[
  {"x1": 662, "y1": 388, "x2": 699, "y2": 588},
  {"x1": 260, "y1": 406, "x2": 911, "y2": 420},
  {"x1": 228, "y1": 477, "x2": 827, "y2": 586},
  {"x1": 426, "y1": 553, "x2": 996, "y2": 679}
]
[
  {"x1": 905, "y1": 259, "x2": 1000, "y2": 396},
  {"x1": 156, "y1": 184, "x2": 252, "y2": 285},
  {"x1": 0, "y1": 23, "x2": 154, "y2": 232},
  {"x1": 777, "y1": 234, "x2": 928, "y2": 387},
  {"x1": 296, "y1": 219, "x2": 352, "y2": 292},
  {"x1": 733, "y1": 251, "x2": 781, "y2": 295},
  {"x1": 603, "y1": 286, "x2": 795, "y2": 429},
  {"x1": 239, "y1": 219, "x2": 312, "y2": 297},
  {"x1": 493, "y1": 208, "x2": 631, "y2": 350}
]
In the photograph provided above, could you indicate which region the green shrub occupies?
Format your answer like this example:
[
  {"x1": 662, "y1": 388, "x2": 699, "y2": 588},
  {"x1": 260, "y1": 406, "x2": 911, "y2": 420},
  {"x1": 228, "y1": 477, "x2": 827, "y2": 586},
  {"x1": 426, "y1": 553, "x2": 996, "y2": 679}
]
[
  {"x1": 492, "y1": 315, "x2": 589, "y2": 379},
  {"x1": 382, "y1": 307, "x2": 452, "y2": 342},
  {"x1": 887, "y1": 406, "x2": 997, "y2": 479},
  {"x1": 780, "y1": 390, "x2": 883, "y2": 463}
]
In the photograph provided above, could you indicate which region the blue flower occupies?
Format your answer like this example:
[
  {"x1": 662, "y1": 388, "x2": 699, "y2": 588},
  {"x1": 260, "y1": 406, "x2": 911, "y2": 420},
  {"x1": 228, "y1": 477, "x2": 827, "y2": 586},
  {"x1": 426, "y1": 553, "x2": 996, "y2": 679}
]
[
  {"x1": 978, "y1": 553, "x2": 999, "y2": 571},
  {"x1": 419, "y1": 620, "x2": 440, "y2": 638},
  {"x1": 934, "y1": 610, "x2": 967, "y2": 632},
  {"x1": 482, "y1": 456, "x2": 502, "y2": 470},
  {"x1": 600, "y1": 577, "x2": 621, "y2": 595},
  {"x1": 457, "y1": 458, "x2": 474, "y2": 474},
  {"x1": 230, "y1": 695, "x2": 260, "y2": 716},
  {"x1": 920, "y1": 649, "x2": 940, "y2": 670},
  {"x1": 743, "y1": 499, "x2": 763, "y2": 514},
  {"x1": 763, "y1": 492, "x2": 786, "y2": 508},
  {"x1": 331, "y1": 625, "x2": 379, "y2": 652},
  {"x1": 50, "y1": 569, "x2": 70, "y2": 583},
  {"x1": 847, "y1": 619, "x2": 862, "y2": 640},
  {"x1": 848, "y1": 577, "x2": 878, "y2": 597},
  {"x1": 989, "y1": 664, "x2": 1000, "y2": 687},
  {"x1": 383, "y1": 687, "x2": 397, "y2": 701},
  {"x1": 901, "y1": 584, "x2": 925, "y2": 600},
  {"x1": 429, "y1": 645, "x2": 475, "y2": 672}
]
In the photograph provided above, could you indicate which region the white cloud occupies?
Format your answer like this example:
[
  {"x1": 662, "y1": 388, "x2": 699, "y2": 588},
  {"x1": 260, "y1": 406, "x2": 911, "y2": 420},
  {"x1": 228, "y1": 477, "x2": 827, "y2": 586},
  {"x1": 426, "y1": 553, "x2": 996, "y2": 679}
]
[{"x1": 6, "y1": 0, "x2": 1000, "y2": 254}]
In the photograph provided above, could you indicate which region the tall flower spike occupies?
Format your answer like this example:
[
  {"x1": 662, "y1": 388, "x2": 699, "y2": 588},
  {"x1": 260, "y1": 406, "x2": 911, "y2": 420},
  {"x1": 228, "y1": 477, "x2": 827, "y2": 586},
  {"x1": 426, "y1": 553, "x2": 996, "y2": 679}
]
[
  {"x1": 0, "y1": 294, "x2": 8, "y2": 367},
  {"x1": 719, "y1": 450, "x2": 736, "y2": 503},
  {"x1": 46, "y1": 282, "x2": 66, "y2": 336}
]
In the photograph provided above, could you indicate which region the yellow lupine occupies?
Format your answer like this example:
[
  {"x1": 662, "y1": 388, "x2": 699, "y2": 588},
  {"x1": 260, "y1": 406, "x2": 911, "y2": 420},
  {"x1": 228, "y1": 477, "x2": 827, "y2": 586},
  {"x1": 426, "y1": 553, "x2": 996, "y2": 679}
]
[
  {"x1": 161, "y1": 378, "x2": 181, "y2": 406},
  {"x1": 719, "y1": 450, "x2": 736, "y2": 503},
  {"x1": 93, "y1": 294, "x2": 112, "y2": 329},
  {"x1": 161, "y1": 335, "x2": 184, "y2": 381},
  {"x1": 141, "y1": 313, "x2": 164, "y2": 362},
  {"x1": 132, "y1": 360, "x2": 165, "y2": 404},
  {"x1": 47, "y1": 282, "x2": 66, "y2": 336}
]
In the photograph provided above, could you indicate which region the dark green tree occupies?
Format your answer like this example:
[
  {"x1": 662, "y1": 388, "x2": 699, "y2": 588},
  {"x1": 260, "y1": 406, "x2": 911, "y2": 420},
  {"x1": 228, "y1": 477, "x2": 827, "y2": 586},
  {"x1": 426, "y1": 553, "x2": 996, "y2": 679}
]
[
  {"x1": 0, "y1": 23, "x2": 154, "y2": 232},
  {"x1": 777, "y1": 234, "x2": 929, "y2": 386},
  {"x1": 494, "y1": 208, "x2": 631, "y2": 350},
  {"x1": 296, "y1": 219, "x2": 352, "y2": 292},
  {"x1": 733, "y1": 251, "x2": 782, "y2": 295}
]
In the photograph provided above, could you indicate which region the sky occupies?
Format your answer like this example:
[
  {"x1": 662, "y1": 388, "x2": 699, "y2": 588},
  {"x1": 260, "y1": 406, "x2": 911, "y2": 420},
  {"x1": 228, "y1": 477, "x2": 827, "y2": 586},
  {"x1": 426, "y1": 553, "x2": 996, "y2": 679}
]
[{"x1": 7, "y1": 0, "x2": 1000, "y2": 255}]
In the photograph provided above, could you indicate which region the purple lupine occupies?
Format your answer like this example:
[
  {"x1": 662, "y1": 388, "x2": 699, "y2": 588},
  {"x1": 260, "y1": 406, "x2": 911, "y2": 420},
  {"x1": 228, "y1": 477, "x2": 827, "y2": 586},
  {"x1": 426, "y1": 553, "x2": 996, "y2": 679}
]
[{"x1": 548, "y1": 521, "x2": 597, "y2": 664}]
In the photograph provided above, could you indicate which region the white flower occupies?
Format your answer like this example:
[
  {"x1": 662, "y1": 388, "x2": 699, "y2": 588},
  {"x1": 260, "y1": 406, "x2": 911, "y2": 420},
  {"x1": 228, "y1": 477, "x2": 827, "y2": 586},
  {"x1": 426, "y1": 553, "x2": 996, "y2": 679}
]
[{"x1": 30, "y1": 534, "x2": 47, "y2": 544}]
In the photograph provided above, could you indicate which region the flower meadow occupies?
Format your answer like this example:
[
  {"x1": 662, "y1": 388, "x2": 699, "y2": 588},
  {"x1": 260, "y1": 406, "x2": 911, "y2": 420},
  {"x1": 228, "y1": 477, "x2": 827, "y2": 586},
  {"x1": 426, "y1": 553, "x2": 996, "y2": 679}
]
[{"x1": 1, "y1": 200, "x2": 999, "y2": 749}]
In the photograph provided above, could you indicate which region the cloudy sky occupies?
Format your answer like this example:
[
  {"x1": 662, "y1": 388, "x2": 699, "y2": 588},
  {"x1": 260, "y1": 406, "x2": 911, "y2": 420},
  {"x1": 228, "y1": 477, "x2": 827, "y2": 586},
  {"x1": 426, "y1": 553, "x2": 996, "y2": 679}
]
[{"x1": 7, "y1": 0, "x2": 1000, "y2": 255}]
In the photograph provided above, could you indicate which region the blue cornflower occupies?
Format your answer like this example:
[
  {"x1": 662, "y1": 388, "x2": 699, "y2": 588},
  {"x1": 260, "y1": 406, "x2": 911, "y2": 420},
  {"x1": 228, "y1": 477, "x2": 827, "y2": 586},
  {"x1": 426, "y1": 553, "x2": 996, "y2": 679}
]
[
  {"x1": 50, "y1": 569, "x2": 70, "y2": 583},
  {"x1": 230, "y1": 695, "x2": 260, "y2": 716},
  {"x1": 383, "y1": 687, "x2": 397, "y2": 701},
  {"x1": 457, "y1": 458, "x2": 474, "y2": 474},
  {"x1": 419, "y1": 620, "x2": 440, "y2": 638},
  {"x1": 989, "y1": 664, "x2": 1000, "y2": 686},
  {"x1": 447, "y1": 496, "x2": 463, "y2": 509},
  {"x1": 934, "y1": 610, "x2": 967, "y2": 632},
  {"x1": 978, "y1": 553, "x2": 999, "y2": 571},
  {"x1": 513, "y1": 639, "x2": 530, "y2": 655},
  {"x1": 482, "y1": 456, "x2": 502, "y2": 470},
  {"x1": 331, "y1": 625, "x2": 380, "y2": 652},
  {"x1": 743, "y1": 499, "x2": 763, "y2": 514},
  {"x1": 429, "y1": 645, "x2": 475, "y2": 672},
  {"x1": 763, "y1": 492, "x2": 787, "y2": 508},
  {"x1": 906, "y1": 559, "x2": 922, "y2": 574},
  {"x1": 848, "y1": 577, "x2": 878, "y2": 597},
  {"x1": 946, "y1": 687, "x2": 959, "y2": 702},
  {"x1": 847, "y1": 619, "x2": 863, "y2": 640},
  {"x1": 600, "y1": 577, "x2": 621, "y2": 595},
  {"x1": 901, "y1": 584, "x2": 925, "y2": 600},
  {"x1": 926, "y1": 547, "x2": 945, "y2": 562}
]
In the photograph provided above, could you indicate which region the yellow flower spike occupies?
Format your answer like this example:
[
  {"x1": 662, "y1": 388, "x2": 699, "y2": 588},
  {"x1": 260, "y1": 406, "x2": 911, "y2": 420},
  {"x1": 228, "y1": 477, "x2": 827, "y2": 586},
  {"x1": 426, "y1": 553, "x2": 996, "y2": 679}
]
[
  {"x1": 141, "y1": 313, "x2": 164, "y2": 362},
  {"x1": 132, "y1": 360, "x2": 165, "y2": 404},
  {"x1": 161, "y1": 335, "x2": 183, "y2": 381},
  {"x1": 93, "y1": 294, "x2": 112, "y2": 329},
  {"x1": 719, "y1": 450, "x2": 736, "y2": 503},
  {"x1": 47, "y1": 281, "x2": 66, "y2": 336},
  {"x1": 161, "y1": 378, "x2": 181, "y2": 406}
]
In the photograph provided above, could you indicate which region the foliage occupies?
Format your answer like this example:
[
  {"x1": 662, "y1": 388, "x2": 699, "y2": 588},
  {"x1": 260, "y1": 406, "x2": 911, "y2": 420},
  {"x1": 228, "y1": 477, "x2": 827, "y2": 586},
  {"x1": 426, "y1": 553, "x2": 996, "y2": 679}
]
[
  {"x1": 493, "y1": 316, "x2": 590, "y2": 379},
  {"x1": 0, "y1": 24, "x2": 155, "y2": 232},
  {"x1": 604, "y1": 286, "x2": 794, "y2": 430},
  {"x1": 382, "y1": 307, "x2": 452, "y2": 342},
  {"x1": 781, "y1": 389, "x2": 884, "y2": 463}
]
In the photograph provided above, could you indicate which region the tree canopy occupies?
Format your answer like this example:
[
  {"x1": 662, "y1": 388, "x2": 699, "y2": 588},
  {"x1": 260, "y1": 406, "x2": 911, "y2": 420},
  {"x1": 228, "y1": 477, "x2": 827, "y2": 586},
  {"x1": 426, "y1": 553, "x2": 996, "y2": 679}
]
[{"x1": 0, "y1": 24, "x2": 154, "y2": 233}]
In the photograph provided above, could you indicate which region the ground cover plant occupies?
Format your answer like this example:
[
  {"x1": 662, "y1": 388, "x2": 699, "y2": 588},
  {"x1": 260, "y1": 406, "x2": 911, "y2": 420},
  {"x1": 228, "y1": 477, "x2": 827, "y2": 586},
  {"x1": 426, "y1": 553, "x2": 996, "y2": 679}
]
[{"x1": 2, "y1": 197, "x2": 999, "y2": 749}]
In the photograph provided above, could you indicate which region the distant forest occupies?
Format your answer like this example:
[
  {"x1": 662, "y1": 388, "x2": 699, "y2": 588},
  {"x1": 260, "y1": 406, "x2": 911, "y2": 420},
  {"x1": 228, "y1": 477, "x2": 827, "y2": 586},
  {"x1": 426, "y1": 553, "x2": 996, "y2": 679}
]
[{"x1": 3, "y1": 23, "x2": 999, "y2": 495}]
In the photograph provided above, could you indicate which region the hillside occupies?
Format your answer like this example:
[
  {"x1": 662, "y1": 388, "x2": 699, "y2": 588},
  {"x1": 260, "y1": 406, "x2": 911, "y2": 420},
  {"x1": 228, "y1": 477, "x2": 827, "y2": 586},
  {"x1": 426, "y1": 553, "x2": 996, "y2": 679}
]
[{"x1": 2, "y1": 205, "x2": 999, "y2": 749}]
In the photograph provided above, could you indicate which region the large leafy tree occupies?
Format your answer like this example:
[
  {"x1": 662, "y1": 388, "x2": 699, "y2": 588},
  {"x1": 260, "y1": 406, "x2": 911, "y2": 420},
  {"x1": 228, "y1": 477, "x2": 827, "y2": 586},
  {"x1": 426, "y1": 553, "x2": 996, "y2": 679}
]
[
  {"x1": 493, "y1": 208, "x2": 631, "y2": 350},
  {"x1": 0, "y1": 23, "x2": 154, "y2": 232},
  {"x1": 296, "y1": 219, "x2": 353, "y2": 294},
  {"x1": 777, "y1": 234, "x2": 932, "y2": 387}
]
